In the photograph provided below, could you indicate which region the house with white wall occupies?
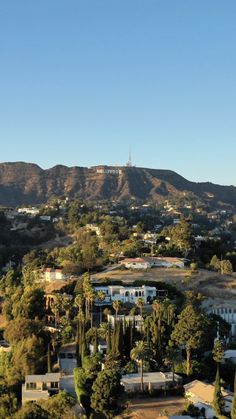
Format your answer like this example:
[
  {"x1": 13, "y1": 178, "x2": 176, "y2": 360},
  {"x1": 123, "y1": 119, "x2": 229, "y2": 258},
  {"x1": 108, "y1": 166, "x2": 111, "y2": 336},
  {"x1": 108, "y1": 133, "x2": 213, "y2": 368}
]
[
  {"x1": 108, "y1": 314, "x2": 144, "y2": 331},
  {"x1": 202, "y1": 298, "x2": 236, "y2": 336},
  {"x1": 120, "y1": 257, "x2": 185, "y2": 270},
  {"x1": 22, "y1": 373, "x2": 61, "y2": 404},
  {"x1": 38, "y1": 268, "x2": 68, "y2": 282},
  {"x1": 121, "y1": 372, "x2": 182, "y2": 393},
  {"x1": 94, "y1": 285, "x2": 156, "y2": 304},
  {"x1": 184, "y1": 380, "x2": 232, "y2": 418}
]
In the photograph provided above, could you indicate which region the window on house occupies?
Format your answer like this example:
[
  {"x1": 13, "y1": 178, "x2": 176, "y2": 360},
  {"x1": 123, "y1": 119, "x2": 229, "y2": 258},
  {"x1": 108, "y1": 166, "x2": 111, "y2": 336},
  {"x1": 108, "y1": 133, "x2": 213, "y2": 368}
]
[
  {"x1": 26, "y1": 383, "x2": 36, "y2": 390},
  {"x1": 50, "y1": 382, "x2": 59, "y2": 389}
]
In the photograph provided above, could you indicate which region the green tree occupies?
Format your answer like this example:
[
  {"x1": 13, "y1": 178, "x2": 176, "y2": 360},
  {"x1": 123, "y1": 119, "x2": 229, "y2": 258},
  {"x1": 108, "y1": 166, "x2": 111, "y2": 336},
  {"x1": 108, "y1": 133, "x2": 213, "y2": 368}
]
[
  {"x1": 212, "y1": 340, "x2": 224, "y2": 368},
  {"x1": 213, "y1": 367, "x2": 225, "y2": 416},
  {"x1": 39, "y1": 390, "x2": 76, "y2": 419},
  {"x1": 130, "y1": 341, "x2": 154, "y2": 392},
  {"x1": 163, "y1": 343, "x2": 181, "y2": 382},
  {"x1": 136, "y1": 297, "x2": 145, "y2": 317},
  {"x1": 231, "y1": 373, "x2": 236, "y2": 419},
  {"x1": 74, "y1": 368, "x2": 90, "y2": 412},
  {"x1": 91, "y1": 369, "x2": 121, "y2": 418},
  {"x1": 12, "y1": 335, "x2": 45, "y2": 378},
  {"x1": 0, "y1": 380, "x2": 18, "y2": 418},
  {"x1": 4, "y1": 319, "x2": 42, "y2": 345},
  {"x1": 112, "y1": 300, "x2": 121, "y2": 320},
  {"x1": 14, "y1": 402, "x2": 49, "y2": 419},
  {"x1": 97, "y1": 291, "x2": 106, "y2": 323},
  {"x1": 171, "y1": 305, "x2": 206, "y2": 376},
  {"x1": 12, "y1": 287, "x2": 45, "y2": 320}
]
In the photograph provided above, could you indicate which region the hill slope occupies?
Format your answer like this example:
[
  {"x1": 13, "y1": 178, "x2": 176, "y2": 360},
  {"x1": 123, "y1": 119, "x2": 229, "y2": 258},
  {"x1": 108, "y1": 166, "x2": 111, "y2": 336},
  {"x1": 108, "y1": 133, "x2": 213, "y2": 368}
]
[{"x1": 0, "y1": 162, "x2": 235, "y2": 207}]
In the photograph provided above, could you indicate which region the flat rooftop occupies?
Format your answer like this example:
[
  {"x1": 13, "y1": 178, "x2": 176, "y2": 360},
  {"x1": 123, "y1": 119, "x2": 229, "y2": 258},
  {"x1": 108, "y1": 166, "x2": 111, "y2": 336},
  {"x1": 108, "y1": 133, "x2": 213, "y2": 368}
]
[{"x1": 121, "y1": 372, "x2": 181, "y2": 385}]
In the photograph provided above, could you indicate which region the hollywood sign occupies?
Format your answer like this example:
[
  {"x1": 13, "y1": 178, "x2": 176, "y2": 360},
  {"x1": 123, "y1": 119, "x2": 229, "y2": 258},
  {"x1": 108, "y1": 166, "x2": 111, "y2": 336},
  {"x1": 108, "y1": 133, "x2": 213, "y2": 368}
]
[{"x1": 96, "y1": 168, "x2": 122, "y2": 175}]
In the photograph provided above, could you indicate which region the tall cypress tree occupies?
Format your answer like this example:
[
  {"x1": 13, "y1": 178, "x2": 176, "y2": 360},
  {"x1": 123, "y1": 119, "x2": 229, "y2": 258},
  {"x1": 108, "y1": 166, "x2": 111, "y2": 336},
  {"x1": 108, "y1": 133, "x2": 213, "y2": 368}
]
[
  {"x1": 231, "y1": 373, "x2": 236, "y2": 419},
  {"x1": 47, "y1": 342, "x2": 52, "y2": 373},
  {"x1": 146, "y1": 317, "x2": 151, "y2": 348},
  {"x1": 213, "y1": 367, "x2": 225, "y2": 416},
  {"x1": 111, "y1": 321, "x2": 118, "y2": 354},
  {"x1": 93, "y1": 328, "x2": 98, "y2": 354},
  {"x1": 106, "y1": 322, "x2": 111, "y2": 354},
  {"x1": 117, "y1": 320, "x2": 123, "y2": 357}
]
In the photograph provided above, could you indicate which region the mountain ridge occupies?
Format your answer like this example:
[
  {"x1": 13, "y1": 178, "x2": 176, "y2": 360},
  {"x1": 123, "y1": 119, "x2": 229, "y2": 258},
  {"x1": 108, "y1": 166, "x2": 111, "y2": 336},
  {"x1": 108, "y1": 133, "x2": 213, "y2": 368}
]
[{"x1": 0, "y1": 162, "x2": 235, "y2": 207}]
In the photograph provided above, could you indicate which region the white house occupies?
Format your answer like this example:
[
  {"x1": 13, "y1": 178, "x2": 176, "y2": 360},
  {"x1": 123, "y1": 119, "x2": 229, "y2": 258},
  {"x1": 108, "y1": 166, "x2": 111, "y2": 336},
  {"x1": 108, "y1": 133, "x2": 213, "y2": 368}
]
[
  {"x1": 22, "y1": 373, "x2": 61, "y2": 404},
  {"x1": 223, "y1": 349, "x2": 236, "y2": 364},
  {"x1": 58, "y1": 343, "x2": 77, "y2": 375},
  {"x1": 120, "y1": 257, "x2": 185, "y2": 270},
  {"x1": 120, "y1": 258, "x2": 151, "y2": 270},
  {"x1": 38, "y1": 268, "x2": 68, "y2": 283},
  {"x1": 107, "y1": 314, "x2": 144, "y2": 331},
  {"x1": 202, "y1": 299, "x2": 236, "y2": 336},
  {"x1": 184, "y1": 380, "x2": 233, "y2": 418},
  {"x1": 18, "y1": 207, "x2": 40, "y2": 216},
  {"x1": 94, "y1": 285, "x2": 156, "y2": 304},
  {"x1": 121, "y1": 372, "x2": 182, "y2": 393}
]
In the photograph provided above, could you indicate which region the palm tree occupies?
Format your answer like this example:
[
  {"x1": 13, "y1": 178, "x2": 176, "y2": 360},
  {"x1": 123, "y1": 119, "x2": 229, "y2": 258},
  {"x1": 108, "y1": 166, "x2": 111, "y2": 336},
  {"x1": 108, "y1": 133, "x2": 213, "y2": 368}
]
[
  {"x1": 130, "y1": 340, "x2": 154, "y2": 392},
  {"x1": 99, "y1": 322, "x2": 112, "y2": 354},
  {"x1": 74, "y1": 294, "x2": 84, "y2": 314},
  {"x1": 212, "y1": 339, "x2": 225, "y2": 373},
  {"x1": 97, "y1": 291, "x2": 106, "y2": 324},
  {"x1": 60, "y1": 294, "x2": 72, "y2": 319},
  {"x1": 113, "y1": 300, "x2": 121, "y2": 320},
  {"x1": 152, "y1": 299, "x2": 161, "y2": 317},
  {"x1": 136, "y1": 297, "x2": 145, "y2": 317},
  {"x1": 51, "y1": 300, "x2": 60, "y2": 327},
  {"x1": 87, "y1": 289, "x2": 96, "y2": 327},
  {"x1": 163, "y1": 344, "x2": 180, "y2": 382}
]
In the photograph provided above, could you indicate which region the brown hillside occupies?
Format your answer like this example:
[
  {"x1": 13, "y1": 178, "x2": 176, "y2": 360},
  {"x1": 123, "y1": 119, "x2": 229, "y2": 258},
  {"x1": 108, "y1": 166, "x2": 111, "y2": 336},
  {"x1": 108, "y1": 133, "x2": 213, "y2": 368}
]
[{"x1": 0, "y1": 162, "x2": 235, "y2": 207}]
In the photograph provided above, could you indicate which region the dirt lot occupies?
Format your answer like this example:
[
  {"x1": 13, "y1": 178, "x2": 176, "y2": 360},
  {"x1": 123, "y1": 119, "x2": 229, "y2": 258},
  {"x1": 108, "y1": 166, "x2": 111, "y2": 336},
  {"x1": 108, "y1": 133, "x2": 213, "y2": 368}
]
[
  {"x1": 92, "y1": 267, "x2": 236, "y2": 300},
  {"x1": 122, "y1": 396, "x2": 187, "y2": 419}
]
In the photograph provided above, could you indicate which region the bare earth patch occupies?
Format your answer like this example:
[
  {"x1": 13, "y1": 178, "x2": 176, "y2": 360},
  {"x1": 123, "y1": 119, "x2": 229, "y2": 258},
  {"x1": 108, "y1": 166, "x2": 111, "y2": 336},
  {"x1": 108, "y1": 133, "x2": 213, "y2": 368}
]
[{"x1": 122, "y1": 396, "x2": 186, "y2": 419}]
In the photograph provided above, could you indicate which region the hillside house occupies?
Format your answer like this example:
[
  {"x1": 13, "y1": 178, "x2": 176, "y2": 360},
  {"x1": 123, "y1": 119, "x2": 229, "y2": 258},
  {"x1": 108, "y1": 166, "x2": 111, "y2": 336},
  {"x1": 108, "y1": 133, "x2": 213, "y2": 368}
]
[
  {"x1": 184, "y1": 380, "x2": 233, "y2": 418},
  {"x1": 58, "y1": 343, "x2": 77, "y2": 374},
  {"x1": 203, "y1": 299, "x2": 236, "y2": 336},
  {"x1": 38, "y1": 268, "x2": 68, "y2": 282},
  {"x1": 120, "y1": 256, "x2": 185, "y2": 270},
  {"x1": 94, "y1": 285, "x2": 156, "y2": 304},
  {"x1": 22, "y1": 373, "x2": 60, "y2": 404},
  {"x1": 121, "y1": 372, "x2": 182, "y2": 393},
  {"x1": 108, "y1": 314, "x2": 144, "y2": 331}
]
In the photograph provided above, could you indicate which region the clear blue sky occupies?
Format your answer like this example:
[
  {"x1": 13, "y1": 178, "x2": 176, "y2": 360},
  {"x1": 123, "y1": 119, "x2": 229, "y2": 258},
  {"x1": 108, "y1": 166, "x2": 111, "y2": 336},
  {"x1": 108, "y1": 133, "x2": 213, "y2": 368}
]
[{"x1": 0, "y1": 1, "x2": 236, "y2": 185}]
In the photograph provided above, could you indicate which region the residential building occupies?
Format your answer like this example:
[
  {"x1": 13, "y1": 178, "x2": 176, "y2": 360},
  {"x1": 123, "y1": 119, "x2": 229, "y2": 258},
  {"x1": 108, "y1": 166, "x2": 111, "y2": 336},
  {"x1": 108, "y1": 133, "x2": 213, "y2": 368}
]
[
  {"x1": 107, "y1": 314, "x2": 144, "y2": 331},
  {"x1": 38, "y1": 268, "x2": 68, "y2": 282},
  {"x1": 184, "y1": 380, "x2": 233, "y2": 418},
  {"x1": 121, "y1": 372, "x2": 182, "y2": 393},
  {"x1": 0, "y1": 340, "x2": 10, "y2": 353},
  {"x1": 120, "y1": 257, "x2": 185, "y2": 270},
  {"x1": 58, "y1": 343, "x2": 77, "y2": 375},
  {"x1": 94, "y1": 285, "x2": 156, "y2": 304},
  {"x1": 17, "y1": 207, "x2": 40, "y2": 216},
  {"x1": 22, "y1": 373, "x2": 60, "y2": 404},
  {"x1": 223, "y1": 349, "x2": 236, "y2": 364},
  {"x1": 202, "y1": 299, "x2": 236, "y2": 336}
]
